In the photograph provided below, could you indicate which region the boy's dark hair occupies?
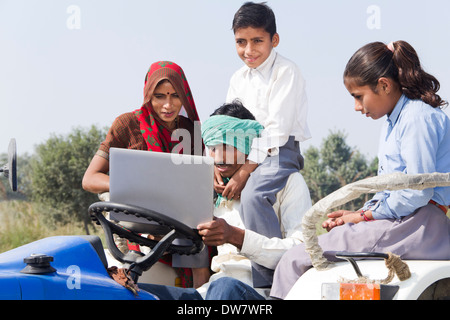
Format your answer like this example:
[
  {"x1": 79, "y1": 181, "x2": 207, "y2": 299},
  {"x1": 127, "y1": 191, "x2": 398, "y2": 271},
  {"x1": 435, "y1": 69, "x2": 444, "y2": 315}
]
[
  {"x1": 232, "y1": 2, "x2": 277, "y2": 38},
  {"x1": 211, "y1": 99, "x2": 256, "y2": 120}
]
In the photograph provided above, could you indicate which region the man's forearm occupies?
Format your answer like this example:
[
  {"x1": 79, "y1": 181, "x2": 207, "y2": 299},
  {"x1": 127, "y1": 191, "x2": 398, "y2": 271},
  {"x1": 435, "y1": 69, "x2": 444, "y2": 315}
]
[{"x1": 227, "y1": 225, "x2": 245, "y2": 250}]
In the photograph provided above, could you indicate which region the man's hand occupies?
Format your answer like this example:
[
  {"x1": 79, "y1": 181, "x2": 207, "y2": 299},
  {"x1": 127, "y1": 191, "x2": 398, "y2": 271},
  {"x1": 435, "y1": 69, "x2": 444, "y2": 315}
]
[{"x1": 197, "y1": 218, "x2": 245, "y2": 249}]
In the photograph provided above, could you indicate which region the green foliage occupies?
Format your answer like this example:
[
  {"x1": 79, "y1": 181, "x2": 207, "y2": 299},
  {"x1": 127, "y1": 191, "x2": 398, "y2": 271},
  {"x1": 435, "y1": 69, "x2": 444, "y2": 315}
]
[
  {"x1": 26, "y1": 125, "x2": 106, "y2": 233},
  {"x1": 303, "y1": 130, "x2": 378, "y2": 210}
]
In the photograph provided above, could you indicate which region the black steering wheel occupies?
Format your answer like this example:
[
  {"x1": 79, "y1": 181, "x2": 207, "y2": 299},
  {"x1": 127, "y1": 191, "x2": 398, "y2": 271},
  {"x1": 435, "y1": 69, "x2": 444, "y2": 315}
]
[{"x1": 89, "y1": 201, "x2": 204, "y2": 282}]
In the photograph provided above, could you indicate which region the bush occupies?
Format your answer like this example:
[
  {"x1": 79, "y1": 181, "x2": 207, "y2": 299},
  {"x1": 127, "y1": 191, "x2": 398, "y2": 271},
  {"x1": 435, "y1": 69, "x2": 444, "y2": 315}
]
[{"x1": 27, "y1": 125, "x2": 106, "y2": 234}]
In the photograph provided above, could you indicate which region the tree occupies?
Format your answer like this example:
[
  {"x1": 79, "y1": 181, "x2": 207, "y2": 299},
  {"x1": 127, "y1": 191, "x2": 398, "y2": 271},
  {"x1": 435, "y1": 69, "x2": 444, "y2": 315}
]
[
  {"x1": 302, "y1": 130, "x2": 378, "y2": 210},
  {"x1": 27, "y1": 125, "x2": 106, "y2": 234}
]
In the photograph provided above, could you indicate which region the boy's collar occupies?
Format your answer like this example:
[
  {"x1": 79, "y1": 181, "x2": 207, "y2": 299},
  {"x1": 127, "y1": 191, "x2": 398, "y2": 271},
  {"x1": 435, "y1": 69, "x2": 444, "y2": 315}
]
[{"x1": 248, "y1": 49, "x2": 277, "y2": 76}]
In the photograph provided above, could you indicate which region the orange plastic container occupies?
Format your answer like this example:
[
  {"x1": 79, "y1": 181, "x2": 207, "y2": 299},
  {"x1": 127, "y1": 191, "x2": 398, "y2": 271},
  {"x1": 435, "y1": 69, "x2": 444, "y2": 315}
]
[{"x1": 340, "y1": 283, "x2": 381, "y2": 300}]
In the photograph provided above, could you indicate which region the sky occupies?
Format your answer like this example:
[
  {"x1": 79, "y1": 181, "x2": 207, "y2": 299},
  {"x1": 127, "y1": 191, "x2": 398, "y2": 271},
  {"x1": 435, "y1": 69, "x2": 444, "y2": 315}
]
[{"x1": 1, "y1": 0, "x2": 449, "y2": 162}]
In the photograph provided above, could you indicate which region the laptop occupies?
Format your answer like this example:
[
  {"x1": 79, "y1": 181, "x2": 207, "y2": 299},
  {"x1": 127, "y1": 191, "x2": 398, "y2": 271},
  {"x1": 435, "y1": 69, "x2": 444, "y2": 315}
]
[{"x1": 108, "y1": 148, "x2": 214, "y2": 234}]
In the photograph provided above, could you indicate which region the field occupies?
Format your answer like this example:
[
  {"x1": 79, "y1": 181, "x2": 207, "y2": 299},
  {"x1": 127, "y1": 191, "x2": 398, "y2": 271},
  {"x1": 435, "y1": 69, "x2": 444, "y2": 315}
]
[{"x1": 0, "y1": 200, "x2": 104, "y2": 253}]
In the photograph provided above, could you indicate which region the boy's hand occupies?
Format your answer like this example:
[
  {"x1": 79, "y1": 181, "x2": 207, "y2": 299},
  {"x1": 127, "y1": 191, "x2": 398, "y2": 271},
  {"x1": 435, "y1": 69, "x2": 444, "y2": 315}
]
[
  {"x1": 213, "y1": 166, "x2": 225, "y2": 194},
  {"x1": 222, "y1": 176, "x2": 245, "y2": 200},
  {"x1": 221, "y1": 162, "x2": 257, "y2": 200}
]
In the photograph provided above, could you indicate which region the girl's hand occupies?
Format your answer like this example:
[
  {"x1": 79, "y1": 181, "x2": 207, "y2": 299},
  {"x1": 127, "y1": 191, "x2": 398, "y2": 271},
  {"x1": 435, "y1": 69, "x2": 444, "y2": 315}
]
[{"x1": 322, "y1": 210, "x2": 365, "y2": 232}]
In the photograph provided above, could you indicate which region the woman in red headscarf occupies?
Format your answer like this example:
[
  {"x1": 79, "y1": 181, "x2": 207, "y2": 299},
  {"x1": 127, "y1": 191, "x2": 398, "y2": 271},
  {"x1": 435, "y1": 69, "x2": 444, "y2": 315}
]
[
  {"x1": 82, "y1": 61, "x2": 209, "y2": 288},
  {"x1": 83, "y1": 61, "x2": 202, "y2": 192}
]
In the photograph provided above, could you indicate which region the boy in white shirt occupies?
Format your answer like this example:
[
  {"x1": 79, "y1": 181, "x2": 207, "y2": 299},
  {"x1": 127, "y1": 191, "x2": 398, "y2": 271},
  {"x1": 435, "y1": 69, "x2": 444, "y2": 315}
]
[{"x1": 219, "y1": 2, "x2": 311, "y2": 288}]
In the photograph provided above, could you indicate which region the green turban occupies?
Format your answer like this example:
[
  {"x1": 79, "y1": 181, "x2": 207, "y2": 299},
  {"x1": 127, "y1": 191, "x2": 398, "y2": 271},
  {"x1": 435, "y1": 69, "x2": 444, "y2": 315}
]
[{"x1": 201, "y1": 115, "x2": 264, "y2": 155}]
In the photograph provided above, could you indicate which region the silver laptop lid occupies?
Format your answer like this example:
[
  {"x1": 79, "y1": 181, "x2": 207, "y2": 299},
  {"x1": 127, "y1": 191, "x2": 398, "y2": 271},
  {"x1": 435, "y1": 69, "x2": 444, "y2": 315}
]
[{"x1": 109, "y1": 148, "x2": 214, "y2": 231}]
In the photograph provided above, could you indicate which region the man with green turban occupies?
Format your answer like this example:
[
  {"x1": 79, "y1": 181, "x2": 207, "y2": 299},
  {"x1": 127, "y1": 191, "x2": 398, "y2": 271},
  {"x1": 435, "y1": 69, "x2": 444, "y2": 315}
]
[
  {"x1": 201, "y1": 114, "x2": 264, "y2": 157},
  {"x1": 138, "y1": 100, "x2": 311, "y2": 300},
  {"x1": 201, "y1": 105, "x2": 263, "y2": 206},
  {"x1": 196, "y1": 100, "x2": 312, "y2": 299}
]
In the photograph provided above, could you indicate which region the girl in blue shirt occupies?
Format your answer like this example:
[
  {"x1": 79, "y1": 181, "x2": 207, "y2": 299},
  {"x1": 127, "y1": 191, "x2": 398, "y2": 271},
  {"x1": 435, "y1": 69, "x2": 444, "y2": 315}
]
[
  {"x1": 270, "y1": 40, "x2": 450, "y2": 300},
  {"x1": 329, "y1": 40, "x2": 450, "y2": 223}
]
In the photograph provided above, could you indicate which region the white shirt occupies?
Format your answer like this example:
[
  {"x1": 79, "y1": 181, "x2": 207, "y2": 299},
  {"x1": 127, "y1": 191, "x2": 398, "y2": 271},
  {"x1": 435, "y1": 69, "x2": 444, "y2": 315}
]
[
  {"x1": 226, "y1": 49, "x2": 311, "y2": 163},
  {"x1": 197, "y1": 172, "x2": 312, "y2": 299}
]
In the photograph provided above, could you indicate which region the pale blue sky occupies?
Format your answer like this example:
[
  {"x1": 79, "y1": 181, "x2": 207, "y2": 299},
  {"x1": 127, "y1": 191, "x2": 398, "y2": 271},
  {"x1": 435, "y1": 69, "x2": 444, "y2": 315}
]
[{"x1": 1, "y1": 0, "x2": 449, "y2": 160}]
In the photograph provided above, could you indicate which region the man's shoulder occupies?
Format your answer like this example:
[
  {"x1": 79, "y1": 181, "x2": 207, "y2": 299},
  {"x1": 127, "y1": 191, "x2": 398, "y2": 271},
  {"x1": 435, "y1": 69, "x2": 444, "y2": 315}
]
[
  {"x1": 286, "y1": 171, "x2": 307, "y2": 186},
  {"x1": 278, "y1": 171, "x2": 309, "y2": 197}
]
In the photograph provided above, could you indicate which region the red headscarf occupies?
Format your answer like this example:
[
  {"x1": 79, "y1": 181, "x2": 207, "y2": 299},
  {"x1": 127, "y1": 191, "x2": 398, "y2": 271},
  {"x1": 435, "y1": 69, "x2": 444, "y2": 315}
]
[{"x1": 134, "y1": 61, "x2": 200, "y2": 153}]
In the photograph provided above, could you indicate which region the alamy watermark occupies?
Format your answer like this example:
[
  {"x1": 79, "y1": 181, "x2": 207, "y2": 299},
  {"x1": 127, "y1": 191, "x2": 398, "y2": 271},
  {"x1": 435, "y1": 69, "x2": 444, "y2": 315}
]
[
  {"x1": 366, "y1": 5, "x2": 381, "y2": 30},
  {"x1": 66, "y1": 5, "x2": 81, "y2": 30},
  {"x1": 66, "y1": 265, "x2": 81, "y2": 289}
]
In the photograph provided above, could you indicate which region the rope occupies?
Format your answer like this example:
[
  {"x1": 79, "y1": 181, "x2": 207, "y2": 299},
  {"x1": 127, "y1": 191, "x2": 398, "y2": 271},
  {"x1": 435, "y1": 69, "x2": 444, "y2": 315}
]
[
  {"x1": 107, "y1": 266, "x2": 140, "y2": 295},
  {"x1": 339, "y1": 252, "x2": 411, "y2": 284},
  {"x1": 382, "y1": 252, "x2": 411, "y2": 283},
  {"x1": 302, "y1": 172, "x2": 450, "y2": 270}
]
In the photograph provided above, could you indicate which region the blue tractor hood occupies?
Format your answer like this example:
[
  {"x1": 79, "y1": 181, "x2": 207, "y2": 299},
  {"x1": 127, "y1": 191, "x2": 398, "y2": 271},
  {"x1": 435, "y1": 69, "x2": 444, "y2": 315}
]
[{"x1": 0, "y1": 235, "x2": 157, "y2": 300}]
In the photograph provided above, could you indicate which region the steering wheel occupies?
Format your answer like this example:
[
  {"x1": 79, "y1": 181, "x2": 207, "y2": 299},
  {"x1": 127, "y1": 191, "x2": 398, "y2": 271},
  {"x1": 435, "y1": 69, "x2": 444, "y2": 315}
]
[{"x1": 89, "y1": 201, "x2": 204, "y2": 282}]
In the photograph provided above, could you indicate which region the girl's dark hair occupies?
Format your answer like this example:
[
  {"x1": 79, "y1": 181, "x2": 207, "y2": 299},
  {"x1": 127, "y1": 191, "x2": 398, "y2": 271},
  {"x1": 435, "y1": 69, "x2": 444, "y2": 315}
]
[
  {"x1": 344, "y1": 41, "x2": 447, "y2": 109},
  {"x1": 232, "y1": 2, "x2": 277, "y2": 38},
  {"x1": 211, "y1": 99, "x2": 256, "y2": 120}
]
